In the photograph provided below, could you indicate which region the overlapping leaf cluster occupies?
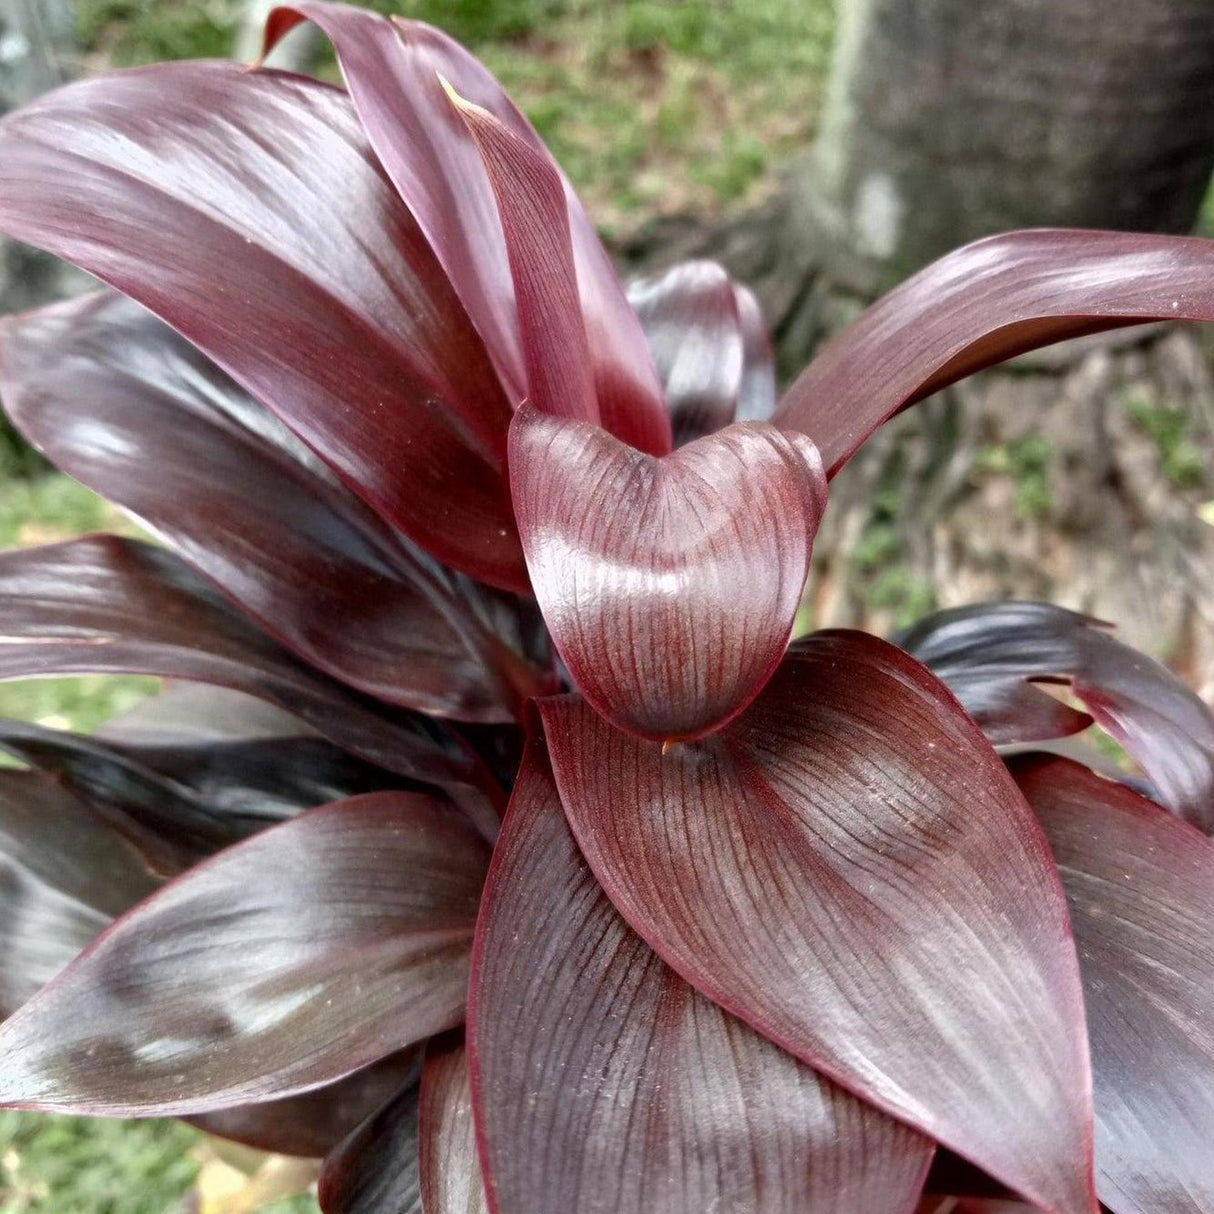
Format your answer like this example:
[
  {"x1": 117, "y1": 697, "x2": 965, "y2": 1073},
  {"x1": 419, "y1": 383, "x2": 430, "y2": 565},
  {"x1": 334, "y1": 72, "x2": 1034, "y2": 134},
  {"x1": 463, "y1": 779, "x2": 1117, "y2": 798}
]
[{"x1": 0, "y1": 5, "x2": 1212, "y2": 1211}]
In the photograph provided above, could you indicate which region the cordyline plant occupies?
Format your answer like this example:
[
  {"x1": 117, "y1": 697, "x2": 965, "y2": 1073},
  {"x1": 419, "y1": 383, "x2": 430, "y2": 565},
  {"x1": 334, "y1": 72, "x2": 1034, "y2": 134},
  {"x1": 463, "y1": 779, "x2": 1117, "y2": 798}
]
[{"x1": 0, "y1": 6, "x2": 1212, "y2": 1213}]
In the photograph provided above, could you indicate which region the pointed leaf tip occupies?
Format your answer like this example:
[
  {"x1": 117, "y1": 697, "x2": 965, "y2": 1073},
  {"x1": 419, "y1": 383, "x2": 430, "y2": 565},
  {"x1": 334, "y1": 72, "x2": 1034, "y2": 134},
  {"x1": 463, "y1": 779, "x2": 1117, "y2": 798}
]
[{"x1": 262, "y1": 1, "x2": 671, "y2": 455}]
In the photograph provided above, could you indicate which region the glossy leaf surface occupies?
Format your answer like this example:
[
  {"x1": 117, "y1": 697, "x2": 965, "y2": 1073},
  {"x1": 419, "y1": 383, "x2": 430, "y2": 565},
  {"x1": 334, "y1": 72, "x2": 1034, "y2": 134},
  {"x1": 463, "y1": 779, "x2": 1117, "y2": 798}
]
[
  {"x1": 1013, "y1": 756, "x2": 1214, "y2": 1214},
  {"x1": 0, "y1": 715, "x2": 416, "y2": 877},
  {"x1": 0, "y1": 291, "x2": 535, "y2": 719},
  {"x1": 0, "y1": 771, "x2": 157, "y2": 1016},
  {"x1": 541, "y1": 632, "x2": 1097, "y2": 1213},
  {"x1": 318, "y1": 1078, "x2": 420, "y2": 1214},
  {"x1": 263, "y1": 1, "x2": 671, "y2": 456},
  {"x1": 448, "y1": 86, "x2": 598, "y2": 429},
  {"x1": 0, "y1": 792, "x2": 489, "y2": 1114},
  {"x1": 0, "y1": 536, "x2": 502, "y2": 824},
  {"x1": 96, "y1": 684, "x2": 314, "y2": 746},
  {"x1": 419, "y1": 1036, "x2": 489, "y2": 1214},
  {"x1": 0, "y1": 717, "x2": 258, "y2": 877},
  {"x1": 469, "y1": 735, "x2": 933, "y2": 1214},
  {"x1": 902, "y1": 602, "x2": 1214, "y2": 830},
  {"x1": 0, "y1": 60, "x2": 526, "y2": 587},
  {"x1": 511, "y1": 404, "x2": 827, "y2": 740},
  {"x1": 776, "y1": 230, "x2": 1214, "y2": 474},
  {"x1": 190, "y1": 1051, "x2": 420, "y2": 1159},
  {"x1": 628, "y1": 261, "x2": 775, "y2": 443}
]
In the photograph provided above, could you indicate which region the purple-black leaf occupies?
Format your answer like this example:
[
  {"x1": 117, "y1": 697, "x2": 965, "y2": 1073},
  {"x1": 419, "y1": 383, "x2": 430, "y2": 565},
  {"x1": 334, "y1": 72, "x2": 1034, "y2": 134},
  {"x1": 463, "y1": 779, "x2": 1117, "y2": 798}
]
[
  {"x1": 0, "y1": 791, "x2": 489, "y2": 1114},
  {"x1": 0, "y1": 536, "x2": 503, "y2": 829},
  {"x1": 540, "y1": 632, "x2": 1097, "y2": 1214},
  {"x1": 776, "y1": 230, "x2": 1214, "y2": 475},
  {"x1": 627, "y1": 260, "x2": 775, "y2": 443},
  {"x1": 469, "y1": 733, "x2": 933, "y2": 1214},
  {"x1": 418, "y1": 1035, "x2": 489, "y2": 1214},
  {"x1": 0, "y1": 715, "x2": 418, "y2": 877},
  {"x1": 317, "y1": 1067, "x2": 421, "y2": 1214},
  {"x1": 902, "y1": 602, "x2": 1214, "y2": 831},
  {"x1": 0, "y1": 61, "x2": 526, "y2": 588},
  {"x1": 0, "y1": 291, "x2": 545, "y2": 720},
  {"x1": 1013, "y1": 755, "x2": 1214, "y2": 1214},
  {"x1": 0, "y1": 771, "x2": 158, "y2": 1017},
  {"x1": 189, "y1": 1051, "x2": 420, "y2": 1160},
  {"x1": 510, "y1": 403, "x2": 827, "y2": 740}
]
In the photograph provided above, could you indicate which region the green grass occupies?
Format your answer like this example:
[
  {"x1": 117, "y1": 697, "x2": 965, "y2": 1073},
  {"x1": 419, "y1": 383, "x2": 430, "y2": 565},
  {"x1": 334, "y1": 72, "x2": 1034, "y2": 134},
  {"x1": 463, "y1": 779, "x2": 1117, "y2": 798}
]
[
  {"x1": 976, "y1": 434, "x2": 1055, "y2": 521},
  {"x1": 1124, "y1": 391, "x2": 1207, "y2": 490},
  {"x1": 78, "y1": 0, "x2": 837, "y2": 234},
  {"x1": 0, "y1": 1113, "x2": 199, "y2": 1214}
]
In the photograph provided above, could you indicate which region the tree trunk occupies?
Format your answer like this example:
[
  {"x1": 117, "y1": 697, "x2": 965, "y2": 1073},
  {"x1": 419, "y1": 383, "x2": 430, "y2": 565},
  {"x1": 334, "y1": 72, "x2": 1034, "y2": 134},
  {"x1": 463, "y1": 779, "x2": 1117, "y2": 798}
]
[
  {"x1": 621, "y1": 0, "x2": 1214, "y2": 693},
  {"x1": 799, "y1": 0, "x2": 1214, "y2": 295}
]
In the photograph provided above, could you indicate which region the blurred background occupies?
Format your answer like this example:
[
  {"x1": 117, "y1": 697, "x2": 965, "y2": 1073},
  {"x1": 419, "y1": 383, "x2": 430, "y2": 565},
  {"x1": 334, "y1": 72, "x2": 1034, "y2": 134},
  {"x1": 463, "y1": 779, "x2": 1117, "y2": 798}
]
[{"x1": 2, "y1": 0, "x2": 1214, "y2": 1208}]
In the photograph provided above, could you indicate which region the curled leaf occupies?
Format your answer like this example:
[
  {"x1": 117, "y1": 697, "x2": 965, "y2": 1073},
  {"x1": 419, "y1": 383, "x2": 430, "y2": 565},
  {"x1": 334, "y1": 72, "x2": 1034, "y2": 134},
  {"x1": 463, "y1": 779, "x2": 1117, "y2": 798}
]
[
  {"x1": 510, "y1": 404, "x2": 827, "y2": 740},
  {"x1": 628, "y1": 261, "x2": 775, "y2": 443},
  {"x1": 776, "y1": 230, "x2": 1214, "y2": 475},
  {"x1": 902, "y1": 602, "x2": 1214, "y2": 831}
]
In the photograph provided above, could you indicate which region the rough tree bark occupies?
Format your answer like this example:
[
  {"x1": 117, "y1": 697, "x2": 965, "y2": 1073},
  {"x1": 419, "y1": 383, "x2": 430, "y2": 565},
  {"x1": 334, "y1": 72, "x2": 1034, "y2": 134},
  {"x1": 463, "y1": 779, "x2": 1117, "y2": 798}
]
[{"x1": 624, "y1": 0, "x2": 1214, "y2": 694}]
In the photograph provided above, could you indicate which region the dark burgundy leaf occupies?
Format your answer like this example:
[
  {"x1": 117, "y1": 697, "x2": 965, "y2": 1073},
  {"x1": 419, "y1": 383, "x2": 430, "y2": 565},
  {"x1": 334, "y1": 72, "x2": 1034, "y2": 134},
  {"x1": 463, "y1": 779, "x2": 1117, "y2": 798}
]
[
  {"x1": 732, "y1": 281, "x2": 777, "y2": 423},
  {"x1": 540, "y1": 631, "x2": 1097, "y2": 1214},
  {"x1": 0, "y1": 771, "x2": 157, "y2": 1017},
  {"x1": 95, "y1": 684, "x2": 314, "y2": 747},
  {"x1": 775, "y1": 230, "x2": 1214, "y2": 475},
  {"x1": 0, "y1": 714, "x2": 416, "y2": 877},
  {"x1": 0, "y1": 791, "x2": 489, "y2": 1114},
  {"x1": 447, "y1": 84, "x2": 599, "y2": 431},
  {"x1": 0, "y1": 291, "x2": 545, "y2": 719},
  {"x1": 902, "y1": 602, "x2": 1214, "y2": 831},
  {"x1": 418, "y1": 1035, "x2": 489, "y2": 1214},
  {"x1": 469, "y1": 732, "x2": 933, "y2": 1214},
  {"x1": 319, "y1": 1069, "x2": 421, "y2": 1214},
  {"x1": 102, "y1": 735, "x2": 407, "y2": 823},
  {"x1": 189, "y1": 1050, "x2": 420, "y2": 1159},
  {"x1": 0, "y1": 536, "x2": 503, "y2": 829},
  {"x1": 1012, "y1": 755, "x2": 1214, "y2": 1214},
  {"x1": 510, "y1": 403, "x2": 827, "y2": 740},
  {"x1": 917, "y1": 1202, "x2": 1035, "y2": 1214},
  {"x1": 627, "y1": 260, "x2": 772, "y2": 443},
  {"x1": 0, "y1": 61, "x2": 526, "y2": 588},
  {"x1": 263, "y1": 2, "x2": 671, "y2": 457}
]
